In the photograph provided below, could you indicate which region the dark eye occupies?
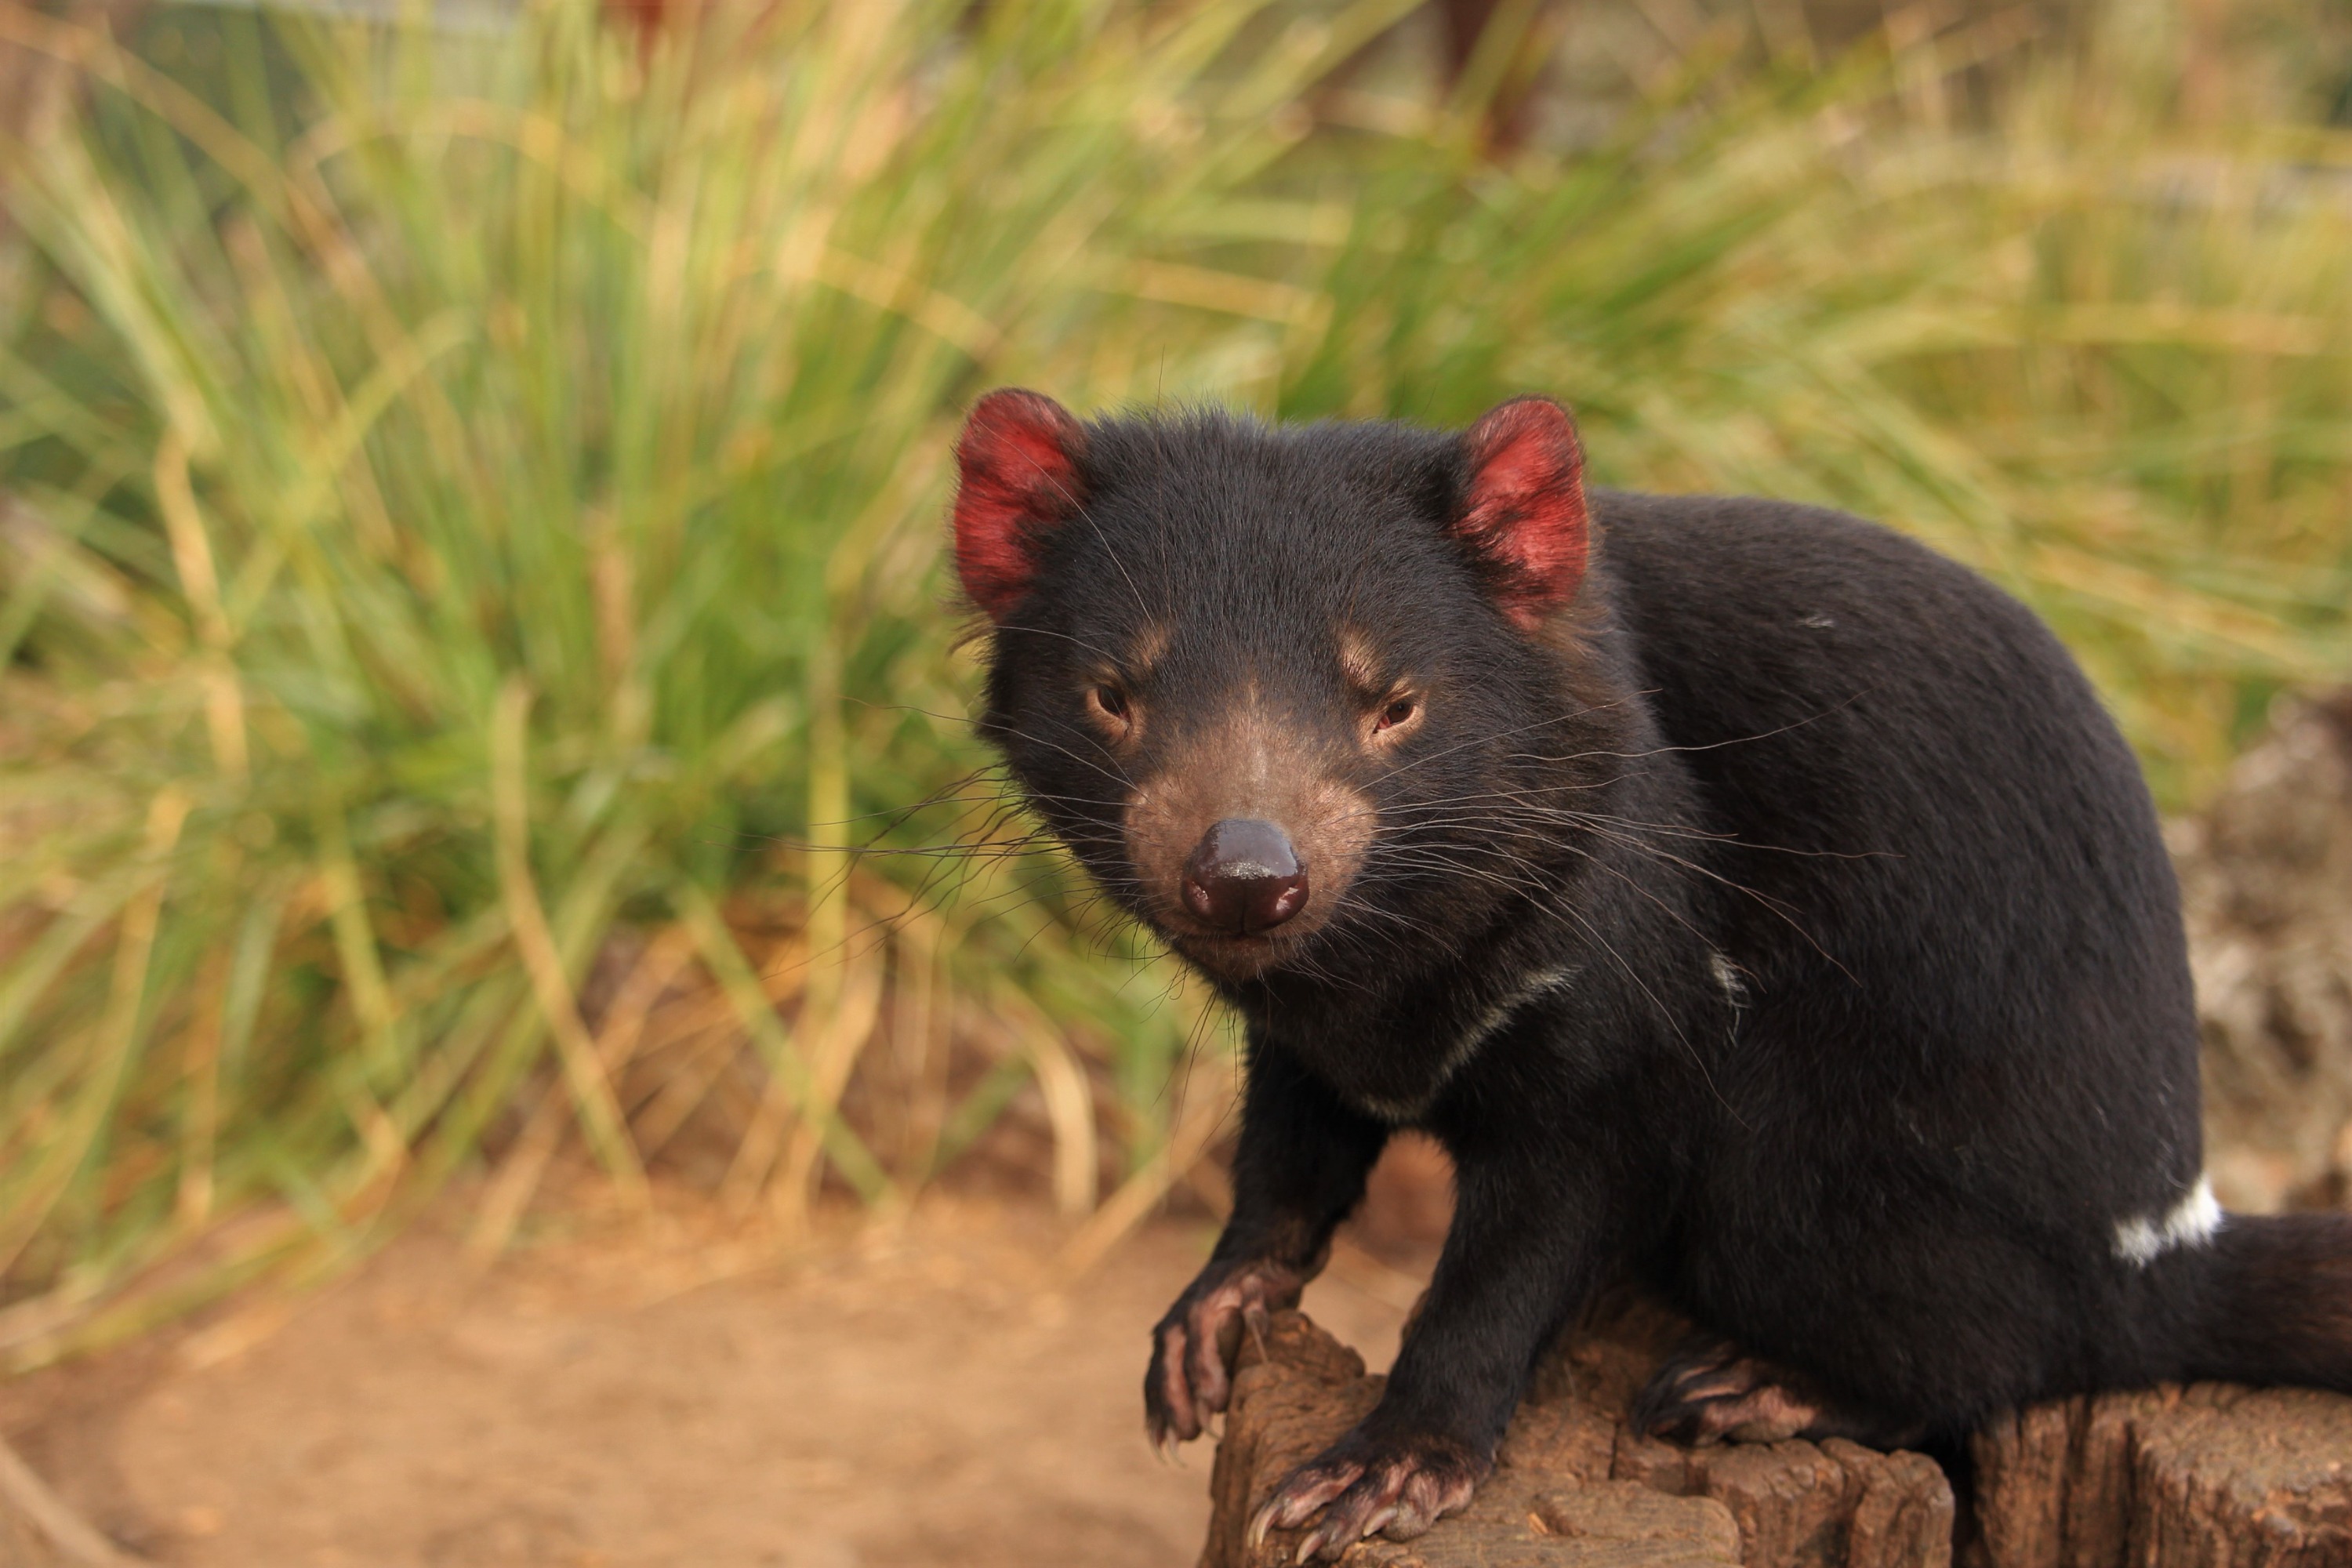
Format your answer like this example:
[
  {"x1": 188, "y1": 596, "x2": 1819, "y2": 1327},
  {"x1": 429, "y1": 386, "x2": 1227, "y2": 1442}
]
[
  {"x1": 1374, "y1": 695, "x2": 1418, "y2": 732},
  {"x1": 1088, "y1": 684, "x2": 1131, "y2": 725}
]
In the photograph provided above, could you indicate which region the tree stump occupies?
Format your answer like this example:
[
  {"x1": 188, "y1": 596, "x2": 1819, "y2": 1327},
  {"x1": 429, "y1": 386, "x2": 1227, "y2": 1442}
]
[
  {"x1": 1201, "y1": 1306, "x2": 2352, "y2": 1567},
  {"x1": 1972, "y1": 1385, "x2": 2352, "y2": 1567},
  {"x1": 1203, "y1": 1303, "x2": 1950, "y2": 1568}
]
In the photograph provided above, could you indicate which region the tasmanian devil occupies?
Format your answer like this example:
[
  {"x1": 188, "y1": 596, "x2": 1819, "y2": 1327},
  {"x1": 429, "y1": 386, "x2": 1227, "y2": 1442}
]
[{"x1": 946, "y1": 388, "x2": 2352, "y2": 1560}]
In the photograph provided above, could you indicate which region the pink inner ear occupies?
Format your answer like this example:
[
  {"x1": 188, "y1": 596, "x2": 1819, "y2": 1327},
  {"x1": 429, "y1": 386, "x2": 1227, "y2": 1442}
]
[
  {"x1": 1453, "y1": 397, "x2": 1589, "y2": 629},
  {"x1": 953, "y1": 390, "x2": 1087, "y2": 622}
]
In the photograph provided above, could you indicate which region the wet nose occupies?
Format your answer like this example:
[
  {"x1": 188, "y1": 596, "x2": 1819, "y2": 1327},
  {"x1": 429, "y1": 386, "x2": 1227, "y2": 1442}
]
[{"x1": 1181, "y1": 818, "x2": 1309, "y2": 935}]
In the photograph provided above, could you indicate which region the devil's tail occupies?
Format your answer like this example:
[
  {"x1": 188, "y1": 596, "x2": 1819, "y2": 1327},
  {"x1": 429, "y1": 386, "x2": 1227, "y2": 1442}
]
[{"x1": 2156, "y1": 1210, "x2": 2352, "y2": 1391}]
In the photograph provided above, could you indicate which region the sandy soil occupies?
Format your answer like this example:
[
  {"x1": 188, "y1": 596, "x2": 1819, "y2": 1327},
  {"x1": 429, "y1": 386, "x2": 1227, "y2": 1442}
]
[{"x1": 0, "y1": 1185, "x2": 1439, "y2": 1568}]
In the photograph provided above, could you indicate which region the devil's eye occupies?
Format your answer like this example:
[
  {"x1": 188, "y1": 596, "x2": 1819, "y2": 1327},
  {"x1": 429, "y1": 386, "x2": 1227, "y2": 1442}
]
[
  {"x1": 1089, "y1": 684, "x2": 1131, "y2": 724},
  {"x1": 1374, "y1": 696, "x2": 1418, "y2": 732}
]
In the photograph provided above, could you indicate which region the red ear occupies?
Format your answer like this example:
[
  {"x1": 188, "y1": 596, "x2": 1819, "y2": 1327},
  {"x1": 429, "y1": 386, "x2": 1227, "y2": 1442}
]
[
  {"x1": 1450, "y1": 397, "x2": 1589, "y2": 629},
  {"x1": 953, "y1": 389, "x2": 1087, "y2": 622}
]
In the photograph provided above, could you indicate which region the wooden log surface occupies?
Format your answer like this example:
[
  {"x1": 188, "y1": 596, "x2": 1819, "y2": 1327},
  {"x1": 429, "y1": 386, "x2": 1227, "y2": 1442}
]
[
  {"x1": 1201, "y1": 1303, "x2": 2352, "y2": 1567},
  {"x1": 1973, "y1": 1385, "x2": 2352, "y2": 1567}
]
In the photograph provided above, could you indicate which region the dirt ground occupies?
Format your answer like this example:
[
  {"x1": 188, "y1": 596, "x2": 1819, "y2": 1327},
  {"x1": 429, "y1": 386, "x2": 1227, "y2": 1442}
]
[{"x1": 0, "y1": 1187, "x2": 1439, "y2": 1568}]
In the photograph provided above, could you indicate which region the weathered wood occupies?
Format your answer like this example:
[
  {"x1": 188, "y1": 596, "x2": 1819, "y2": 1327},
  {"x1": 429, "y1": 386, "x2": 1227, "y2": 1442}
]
[
  {"x1": 1206, "y1": 1307, "x2": 2352, "y2": 1568},
  {"x1": 1202, "y1": 1305, "x2": 1950, "y2": 1568},
  {"x1": 1970, "y1": 1384, "x2": 2352, "y2": 1567}
]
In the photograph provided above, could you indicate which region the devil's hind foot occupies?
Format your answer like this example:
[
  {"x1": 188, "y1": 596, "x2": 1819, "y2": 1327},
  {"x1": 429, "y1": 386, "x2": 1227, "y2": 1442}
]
[{"x1": 1633, "y1": 1338, "x2": 1921, "y2": 1449}]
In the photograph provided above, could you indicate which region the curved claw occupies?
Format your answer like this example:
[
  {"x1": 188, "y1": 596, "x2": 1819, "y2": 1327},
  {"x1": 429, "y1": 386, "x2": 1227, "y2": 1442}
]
[
  {"x1": 1144, "y1": 1258, "x2": 1306, "y2": 1453},
  {"x1": 1633, "y1": 1338, "x2": 1828, "y2": 1446},
  {"x1": 1247, "y1": 1433, "x2": 1484, "y2": 1562},
  {"x1": 1149, "y1": 1320, "x2": 1201, "y2": 1446},
  {"x1": 1247, "y1": 1460, "x2": 1362, "y2": 1551},
  {"x1": 1243, "y1": 1293, "x2": 1273, "y2": 1354}
]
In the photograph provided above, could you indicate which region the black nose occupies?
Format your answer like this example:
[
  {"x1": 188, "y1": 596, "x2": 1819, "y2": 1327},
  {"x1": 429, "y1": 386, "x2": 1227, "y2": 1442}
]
[{"x1": 1181, "y1": 818, "x2": 1309, "y2": 935}]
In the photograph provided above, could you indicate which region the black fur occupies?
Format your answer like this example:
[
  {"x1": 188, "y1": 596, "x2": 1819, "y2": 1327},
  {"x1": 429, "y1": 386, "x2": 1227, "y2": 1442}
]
[{"x1": 960, "y1": 404, "x2": 2352, "y2": 1542}]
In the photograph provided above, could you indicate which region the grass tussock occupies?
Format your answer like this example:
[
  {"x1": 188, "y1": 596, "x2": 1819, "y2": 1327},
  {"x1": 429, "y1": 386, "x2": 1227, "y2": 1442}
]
[{"x1": 0, "y1": 0, "x2": 2346, "y2": 1364}]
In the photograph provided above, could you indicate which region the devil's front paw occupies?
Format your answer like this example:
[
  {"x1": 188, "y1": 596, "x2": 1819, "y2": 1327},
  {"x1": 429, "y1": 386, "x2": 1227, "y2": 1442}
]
[
  {"x1": 1246, "y1": 1426, "x2": 1487, "y2": 1563},
  {"x1": 1145, "y1": 1257, "x2": 1306, "y2": 1453}
]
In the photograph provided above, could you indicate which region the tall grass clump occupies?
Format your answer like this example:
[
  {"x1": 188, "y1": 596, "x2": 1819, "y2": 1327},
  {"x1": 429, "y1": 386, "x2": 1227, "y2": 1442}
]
[
  {"x1": 0, "y1": 0, "x2": 1428, "y2": 1361},
  {"x1": 1269, "y1": 9, "x2": 2352, "y2": 790},
  {"x1": 1, "y1": 0, "x2": 2347, "y2": 1364}
]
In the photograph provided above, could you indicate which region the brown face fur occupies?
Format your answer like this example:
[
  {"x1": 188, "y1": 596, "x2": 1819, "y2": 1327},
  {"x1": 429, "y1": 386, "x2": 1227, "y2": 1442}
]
[{"x1": 1091, "y1": 630, "x2": 1425, "y2": 980}]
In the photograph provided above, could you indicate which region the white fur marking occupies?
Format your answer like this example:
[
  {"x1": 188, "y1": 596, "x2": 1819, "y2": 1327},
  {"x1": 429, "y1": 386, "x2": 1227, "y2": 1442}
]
[
  {"x1": 1355, "y1": 966, "x2": 1576, "y2": 1122},
  {"x1": 2112, "y1": 1176, "x2": 2221, "y2": 1267},
  {"x1": 1460, "y1": 966, "x2": 1574, "y2": 1054},
  {"x1": 1708, "y1": 950, "x2": 1746, "y2": 1005}
]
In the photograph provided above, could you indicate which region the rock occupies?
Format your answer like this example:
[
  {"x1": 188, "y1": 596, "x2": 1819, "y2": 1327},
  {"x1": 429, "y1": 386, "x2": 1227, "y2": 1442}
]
[
  {"x1": 1205, "y1": 1307, "x2": 2352, "y2": 1568},
  {"x1": 1201, "y1": 1303, "x2": 1951, "y2": 1568},
  {"x1": 2173, "y1": 690, "x2": 2352, "y2": 1212}
]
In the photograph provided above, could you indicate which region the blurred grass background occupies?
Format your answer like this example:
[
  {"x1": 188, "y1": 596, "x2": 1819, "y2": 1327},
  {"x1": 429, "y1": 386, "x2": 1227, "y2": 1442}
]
[{"x1": 0, "y1": 0, "x2": 2346, "y2": 1370}]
